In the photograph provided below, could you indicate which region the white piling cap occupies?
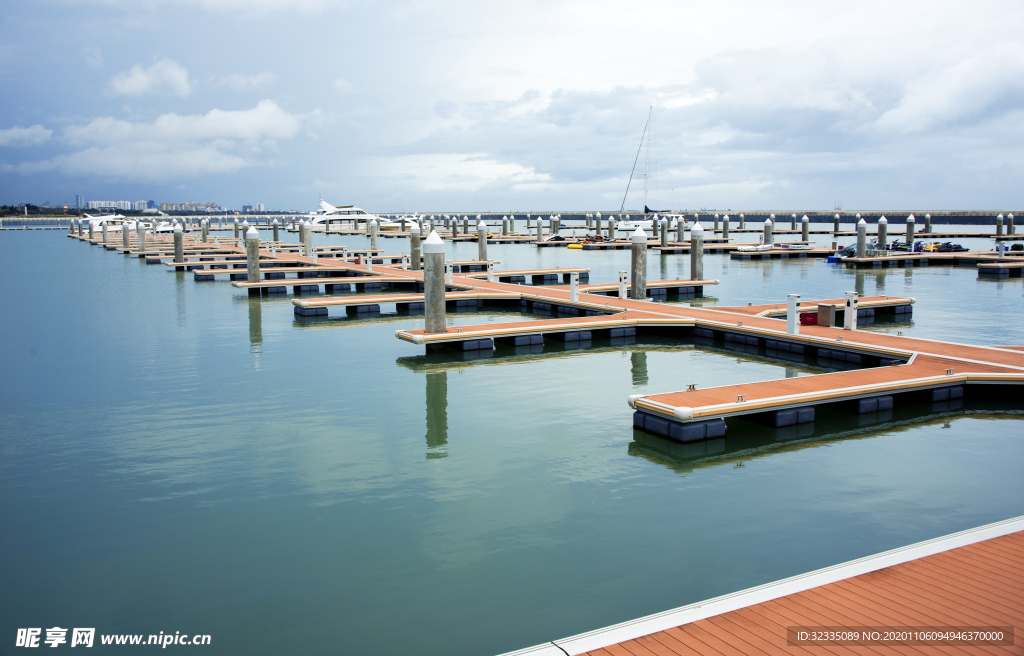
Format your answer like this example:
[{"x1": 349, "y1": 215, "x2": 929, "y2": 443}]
[
  {"x1": 791, "y1": 213, "x2": 797, "y2": 219},
  {"x1": 858, "y1": 218, "x2": 867, "y2": 225},
  {"x1": 233, "y1": 218, "x2": 239, "y2": 224},
  {"x1": 907, "y1": 214, "x2": 916, "y2": 222},
  {"x1": 173, "y1": 223, "x2": 183, "y2": 233},
  {"x1": 631, "y1": 226, "x2": 648, "y2": 243},
  {"x1": 242, "y1": 219, "x2": 249, "y2": 226},
  {"x1": 879, "y1": 216, "x2": 888, "y2": 224},
  {"x1": 723, "y1": 214, "x2": 729, "y2": 220},
  {"x1": 764, "y1": 217, "x2": 773, "y2": 225},
  {"x1": 272, "y1": 218, "x2": 278, "y2": 225},
  {"x1": 802, "y1": 215, "x2": 809, "y2": 222},
  {"x1": 691, "y1": 221, "x2": 704, "y2": 234},
  {"x1": 835, "y1": 214, "x2": 841, "y2": 219},
  {"x1": 714, "y1": 213, "x2": 719, "y2": 218},
  {"x1": 423, "y1": 230, "x2": 445, "y2": 253},
  {"x1": 926, "y1": 213, "x2": 932, "y2": 219},
  {"x1": 477, "y1": 219, "x2": 485, "y2": 230},
  {"x1": 477, "y1": 215, "x2": 481, "y2": 220},
  {"x1": 997, "y1": 213, "x2": 1004, "y2": 219},
  {"x1": 246, "y1": 226, "x2": 259, "y2": 239},
  {"x1": 855, "y1": 213, "x2": 862, "y2": 219},
  {"x1": 661, "y1": 216, "x2": 669, "y2": 223},
  {"x1": 739, "y1": 213, "x2": 744, "y2": 218},
  {"x1": 303, "y1": 220, "x2": 311, "y2": 227},
  {"x1": 410, "y1": 222, "x2": 421, "y2": 233},
  {"x1": 769, "y1": 213, "x2": 775, "y2": 220},
  {"x1": 1009, "y1": 213, "x2": 1015, "y2": 220}
]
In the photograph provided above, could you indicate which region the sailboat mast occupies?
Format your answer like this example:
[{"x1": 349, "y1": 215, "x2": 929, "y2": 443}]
[{"x1": 644, "y1": 106, "x2": 651, "y2": 212}]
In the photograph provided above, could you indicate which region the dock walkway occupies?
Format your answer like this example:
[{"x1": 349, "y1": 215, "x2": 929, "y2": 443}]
[{"x1": 498, "y1": 516, "x2": 1024, "y2": 656}]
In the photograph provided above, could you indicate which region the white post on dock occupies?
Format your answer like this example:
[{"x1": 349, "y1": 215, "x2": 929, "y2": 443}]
[
  {"x1": 509, "y1": 214, "x2": 515, "y2": 234},
  {"x1": 631, "y1": 227, "x2": 648, "y2": 300},
  {"x1": 763, "y1": 217, "x2": 773, "y2": 245},
  {"x1": 856, "y1": 218, "x2": 867, "y2": 258},
  {"x1": 739, "y1": 213, "x2": 745, "y2": 230},
  {"x1": 233, "y1": 218, "x2": 239, "y2": 239},
  {"x1": 246, "y1": 225, "x2": 260, "y2": 283},
  {"x1": 423, "y1": 231, "x2": 447, "y2": 334},
  {"x1": 305, "y1": 220, "x2": 315, "y2": 259},
  {"x1": 833, "y1": 213, "x2": 841, "y2": 250},
  {"x1": 486, "y1": 260, "x2": 494, "y2": 282},
  {"x1": 570, "y1": 272, "x2": 579, "y2": 302},
  {"x1": 677, "y1": 216, "x2": 684, "y2": 242},
  {"x1": 790, "y1": 213, "x2": 797, "y2": 231},
  {"x1": 595, "y1": 212, "x2": 602, "y2": 237},
  {"x1": 122, "y1": 222, "x2": 130, "y2": 250},
  {"x1": 410, "y1": 222, "x2": 422, "y2": 271},
  {"x1": 998, "y1": 243, "x2": 1005, "y2": 258},
  {"x1": 690, "y1": 221, "x2": 704, "y2": 281},
  {"x1": 878, "y1": 216, "x2": 888, "y2": 248},
  {"x1": 1009, "y1": 213, "x2": 1015, "y2": 235},
  {"x1": 586, "y1": 213, "x2": 592, "y2": 229},
  {"x1": 607, "y1": 217, "x2": 614, "y2": 240},
  {"x1": 173, "y1": 223, "x2": 184, "y2": 265},
  {"x1": 463, "y1": 216, "x2": 470, "y2": 234},
  {"x1": 844, "y1": 291, "x2": 859, "y2": 330},
  {"x1": 801, "y1": 215, "x2": 810, "y2": 242},
  {"x1": 502, "y1": 216, "x2": 508, "y2": 235},
  {"x1": 272, "y1": 219, "x2": 279, "y2": 243},
  {"x1": 477, "y1": 219, "x2": 488, "y2": 262},
  {"x1": 201, "y1": 218, "x2": 208, "y2": 242},
  {"x1": 370, "y1": 219, "x2": 379, "y2": 252},
  {"x1": 536, "y1": 218, "x2": 542, "y2": 242},
  {"x1": 660, "y1": 217, "x2": 669, "y2": 248},
  {"x1": 722, "y1": 215, "x2": 730, "y2": 240},
  {"x1": 137, "y1": 222, "x2": 145, "y2": 252},
  {"x1": 400, "y1": 216, "x2": 406, "y2": 233},
  {"x1": 713, "y1": 214, "x2": 719, "y2": 232},
  {"x1": 996, "y1": 213, "x2": 1004, "y2": 237},
  {"x1": 618, "y1": 271, "x2": 627, "y2": 299},
  {"x1": 906, "y1": 214, "x2": 916, "y2": 244},
  {"x1": 652, "y1": 215, "x2": 659, "y2": 238},
  {"x1": 925, "y1": 213, "x2": 932, "y2": 234},
  {"x1": 239, "y1": 219, "x2": 248, "y2": 248},
  {"x1": 786, "y1": 294, "x2": 801, "y2": 335},
  {"x1": 101, "y1": 221, "x2": 108, "y2": 243}
]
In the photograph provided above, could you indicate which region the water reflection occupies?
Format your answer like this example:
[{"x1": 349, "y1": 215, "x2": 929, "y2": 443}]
[
  {"x1": 425, "y1": 371, "x2": 448, "y2": 458},
  {"x1": 631, "y1": 351, "x2": 648, "y2": 387},
  {"x1": 248, "y1": 299, "x2": 262, "y2": 353}
]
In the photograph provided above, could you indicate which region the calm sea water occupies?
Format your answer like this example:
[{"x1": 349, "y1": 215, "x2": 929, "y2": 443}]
[{"x1": 1, "y1": 227, "x2": 1022, "y2": 655}]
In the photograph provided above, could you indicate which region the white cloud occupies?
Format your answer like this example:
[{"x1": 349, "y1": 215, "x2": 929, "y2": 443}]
[
  {"x1": 0, "y1": 125, "x2": 52, "y2": 146},
  {"x1": 8, "y1": 100, "x2": 309, "y2": 180},
  {"x1": 216, "y1": 72, "x2": 276, "y2": 92},
  {"x1": 332, "y1": 78, "x2": 354, "y2": 93},
  {"x1": 109, "y1": 58, "x2": 192, "y2": 97},
  {"x1": 368, "y1": 154, "x2": 551, "y2": 191}
]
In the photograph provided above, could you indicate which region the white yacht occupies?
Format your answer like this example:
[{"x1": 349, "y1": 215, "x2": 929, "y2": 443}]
[{"x1": 308, "y1": 199, "x2": 400, "y2": 230}]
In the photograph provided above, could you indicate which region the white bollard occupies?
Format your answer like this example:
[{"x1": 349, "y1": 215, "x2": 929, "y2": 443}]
[
  {"x1": 246, "y1": 225, "x2": 260, "y2": 283},
  {"x1": 570, "y1": 272, "x2": 579, "y2": 302},
  {"x1": 423, "y1": 231, "x2": 447, "y2": 334},
  {"x1": 786, "y1": 294, "x2": 801, "y2": 335},
  {"x1": 410, "y1": 222, "x2": 422, "y2": 271},
  {"x1": 844, "y1": 291, "x2": 859, "y2": 330},
  {"x1": 690, "y1": 221, "x2": 704, "y2": 280},
  {"x1": 631, "y1": 227, "x2": 647, "y2": 300},
  {"x1": 618, "y1": 271, "x2": 628, "y2": 299},
  {"x1": 763, "y1": 217, "x2": 773, "y2": 245}
]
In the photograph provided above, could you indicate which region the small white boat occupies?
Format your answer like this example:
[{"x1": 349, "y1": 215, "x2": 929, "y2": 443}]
[
  {"x1": 736, "y1": 243, "x2": 774, "y2": 252},
  {"x1": 776, "y1": 243, "x2": 813, "y2": 251}
]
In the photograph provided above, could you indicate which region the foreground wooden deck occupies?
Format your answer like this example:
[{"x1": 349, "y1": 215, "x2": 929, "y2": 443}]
[{"x1": 500, "y1": 517, "x2": 1024, "y2": 656}]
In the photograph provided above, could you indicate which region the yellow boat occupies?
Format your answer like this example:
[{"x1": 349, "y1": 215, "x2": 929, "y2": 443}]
[{"x1": 567, "y1": 243, "x2": 583, "y2": 249}]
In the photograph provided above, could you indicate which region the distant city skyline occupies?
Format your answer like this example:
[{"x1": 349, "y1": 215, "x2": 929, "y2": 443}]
[{"x1": 1, "y1": 1, "x2": 1022, "y2": 213}]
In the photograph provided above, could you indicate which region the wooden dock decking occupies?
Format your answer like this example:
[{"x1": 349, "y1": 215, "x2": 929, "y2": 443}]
[{"x1": 498, "y1": 516, "x2": 1024, "y2": 656}]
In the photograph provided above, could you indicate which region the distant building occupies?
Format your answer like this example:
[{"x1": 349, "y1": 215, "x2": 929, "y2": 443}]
[
  {"x1": 133, "y1": 201, "x2": 147, "y2": 211},
  {"x1": 255, "y1": 203, "x2": 265, "y2": 212},
  {"x1": 75, "y1": 195, "x2": 84, "y2": 208},
  {"x1": 147, "y1": 200, "x2": 157, "y2": 209},
  {"x1": 87, "y1": 200, "x2": 132, "y2": 210}
]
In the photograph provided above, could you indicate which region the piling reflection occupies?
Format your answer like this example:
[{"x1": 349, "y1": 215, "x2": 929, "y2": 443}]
[
  {"x1": 425, "y1": 371, "x2": 448, "y2": 458},
  {"x1": 248, "y1": 299, "x2": 262, "y2": 353},
  {"x1": 631, "y1": 351, "x2": 648, "y2": 387}
]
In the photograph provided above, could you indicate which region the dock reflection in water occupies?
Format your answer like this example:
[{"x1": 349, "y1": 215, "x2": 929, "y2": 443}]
[{"x1": 425, "y1": 371, "x2": 448, "y2": 458}]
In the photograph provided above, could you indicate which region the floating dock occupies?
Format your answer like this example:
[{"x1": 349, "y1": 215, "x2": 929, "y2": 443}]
[{"x1": 498, "y1": 516, "x2": 1024, "y2": 656}]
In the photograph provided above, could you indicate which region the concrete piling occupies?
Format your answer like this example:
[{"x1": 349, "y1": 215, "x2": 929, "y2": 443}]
[
  {"x1": 856, "y1": 218, "x2": 867, "y2": 258},
  {"x1": 714, "y1": 214, "x2": 719, "y2": 232},
  {"x1": 722, "y1": 215, "x2": 730, "y2": 240},
  {"x1": 652, "y1": 216, "x2": 659, "y2": 238},
  {"x1": 400, "y1": 217, "x2": 406, "y2": 233},
  {"x1": 477, "y1": 219, "x2": 488, "y2": 262},
  {"x1": 877, "y1": 216, "x2": 888, "y2": 248},
  {"x1": 660, "y1": 217, "x2": 668, "y2": 248},
  {"x1": 997, "y1": 213, "x2": 1004, "y2": 237},
  {"x1": 536, "y1": 219, "x2": 542, "y2": 242},
  {"x1": 463, "y1": 216, "x2": 469, "y2": 234},
  {"x1": 101, "y1": 221, "x2": 108, "y2": 243},
  {"x1": 303, "y1": 220, "x2": 314, "y2": 258},
  {"x1": 739, "y1": 213, "x2": 745, "y2": 230},
  {"x1": 690, "y1": 221, "x2": 704, "y2": 281},
  {"x1": 906, "y1": 214, "x2": 916, "y2": 244},
  {"x1": 833, "y1": 213, "x2": 841, "y2": 249},
  {"x1": 786, "y1": 294, "x2": 801, "y2": 335},
  {"x1": 246, "y1": 225, "x2": 260, "y2": 285},
  {"x1": 201, "y1": 219, "x2": 209, "y2": 242},
  {"x1": 410, "y1": 223, "x2": 422, "y2": 271},
  {"x1": 423, "y1": 231, "x2": 447, "y2": 334},
  {"x1": 233, "y1": 218, "x2": 239, "y2": 239},
  {"x1": 137, "y1": 222, "x2": 145, "y2": 252},
  {"x1": 924, "y1": 213, "x2": 932, "y2": 234},
  {"x1": 502, "y1": 216, "x2": 508, "y2": 235},
  {"x1": 173, "y1": 224, "x2": 184, "y2": 264},
  {"x1": 272, "y1": 219, "x2": 279, "y2": 243},
  {"x1": 595, "y1": 212, "x2": 602, "y2": 236},
  {"x1": 607, "y1": 217, "x2": 614, "y2": 240},
  {"x1": 122, "y1": 222, "x2": 130, "y2": 250},
  {"x1": 630, "y1": 226, "x2": 648, "y2": 300},
  {"x1": 1009, "y1": 213, "x2": 1015, "y2": 235},
  {"x1": 801, "y1": 215, "x2": 809, "y2": 242},
  {"x1": 370, "y1": 219, "x2": 379, "y2": 252},
  {"x1": 763, "y1": 217, "x2": 773, "y2": 245}
]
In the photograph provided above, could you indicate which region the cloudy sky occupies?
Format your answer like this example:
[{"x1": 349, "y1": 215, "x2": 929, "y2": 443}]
[{"x1": 2, "y1": 0, "x2": 1022, "y2": 212}]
